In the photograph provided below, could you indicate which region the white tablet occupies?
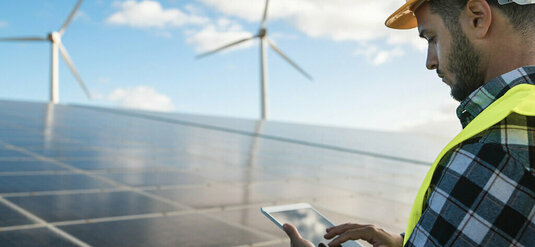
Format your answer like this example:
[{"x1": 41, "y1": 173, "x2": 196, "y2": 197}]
[{"x1": 261, "y1": 203, "x2": 362, "y2": 247}]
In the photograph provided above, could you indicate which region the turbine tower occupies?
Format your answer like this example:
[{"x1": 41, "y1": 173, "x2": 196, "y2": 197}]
[
  {"x1": 197, "y1": 0, "x2": 313, "y2": 120},
  {"x1": 0, "y1": 0, "x2": 91, "y2": 104}
]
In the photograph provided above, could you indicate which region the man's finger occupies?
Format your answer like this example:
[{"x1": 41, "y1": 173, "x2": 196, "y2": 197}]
[
  {"x1": 328, "y1": 227, "x2": 378, "y2": 247},
  {"x1": 324, "y1": 223, "x2": 365, "y2": 239},
  {"x1": 283, "y1": 223, "x2": 302, "y2": 241},
  {"x1": 328, "y1": 229, "x2": 364, "y2": 247}
]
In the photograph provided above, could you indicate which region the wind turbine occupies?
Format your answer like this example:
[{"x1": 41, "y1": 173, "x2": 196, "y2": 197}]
[
  {"x1": 0, "y1": 0, "x2": 91, "y2": 104},
  {"x1": 196, "y1": 0, "x2": 313, "y2": 120}
]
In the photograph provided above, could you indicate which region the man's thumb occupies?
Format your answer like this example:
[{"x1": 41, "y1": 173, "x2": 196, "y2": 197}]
[{"x1": 283, "y1": 223, "x2": 301, "y2": 241}]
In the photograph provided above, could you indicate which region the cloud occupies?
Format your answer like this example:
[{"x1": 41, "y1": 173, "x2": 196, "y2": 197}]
[
  {"x1": 354, "y1": 45, "x2": 405, "y2": 65},
  {"x1": 74, "y1": 10, "x2": 90, "y2": 22},
  {"x1": 185, "y1": 18, "x2": 255, "y2": 53},
  {"x1": 198, "y1": 0, "x2": 425, "y2": 63},
  {"x1": 108, "y1": 86, "x2": 175, "y2": 112},
  {"x1": 106, "y1": 0, "x2": 208, "y2": 28},
  {"x1": 0, "y1": 21, "x2": 7, "y2": 28}
]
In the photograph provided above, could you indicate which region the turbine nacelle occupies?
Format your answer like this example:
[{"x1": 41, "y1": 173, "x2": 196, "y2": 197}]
[
  {"x1": 48, "y1": 32, "x2": 62, "y2": 43},
  {"x1": 257, "y1": 28, "x2": 267, "y2": 38}
]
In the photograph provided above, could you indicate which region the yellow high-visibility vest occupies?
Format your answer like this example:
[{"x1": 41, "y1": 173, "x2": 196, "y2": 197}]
[{"x1": 404, "y1": 84, "x2": 535, "y2": 245}]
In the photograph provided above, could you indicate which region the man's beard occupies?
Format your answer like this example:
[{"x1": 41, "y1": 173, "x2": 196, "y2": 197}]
[{"x1": 446, "y1": 27, "x2": 486, "y2": 102}]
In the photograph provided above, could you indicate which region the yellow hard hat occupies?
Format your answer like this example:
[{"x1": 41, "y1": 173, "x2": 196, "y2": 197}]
[{"x1": 385, "y1": 0, "x2": 428, "y2": 29}]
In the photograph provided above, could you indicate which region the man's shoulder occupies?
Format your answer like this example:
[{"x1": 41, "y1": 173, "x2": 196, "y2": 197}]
[
  {"x1": 467, "y1": 112, "x2": 533, "y2": 142},
  {"x1": 464, "y1": 113, "x2": 534, "y2": 164},
  {"x1": 437, "y1": 112, "x2": 534, "y2": 177}
]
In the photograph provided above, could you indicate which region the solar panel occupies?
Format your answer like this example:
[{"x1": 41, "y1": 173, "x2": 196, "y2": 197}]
[{"x1": 0, "y1": 99, "x2": 443, "y2": 246}]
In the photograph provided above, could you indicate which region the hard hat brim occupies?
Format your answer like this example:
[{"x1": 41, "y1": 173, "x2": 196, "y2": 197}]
[{"x1": 385, "y1": 0, "x2": 426, "y2": 29}]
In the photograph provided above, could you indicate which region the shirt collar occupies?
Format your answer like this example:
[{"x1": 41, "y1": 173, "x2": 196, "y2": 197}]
[{"x1": 456, "y1": 66, "x2": 535, "y2": 128}]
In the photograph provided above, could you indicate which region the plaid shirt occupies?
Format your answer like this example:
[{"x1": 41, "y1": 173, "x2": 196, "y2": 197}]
[{"x1": 405, "y1": 66, "x2": 535, "y2": 246}]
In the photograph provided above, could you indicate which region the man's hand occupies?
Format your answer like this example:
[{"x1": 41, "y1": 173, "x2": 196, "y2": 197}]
[
  {"x1": 283, "y1": 224, "x2": 316, "y2": 247},
  {"x1": 324, "y1": 223, "x2": 403, "y2": 247}
]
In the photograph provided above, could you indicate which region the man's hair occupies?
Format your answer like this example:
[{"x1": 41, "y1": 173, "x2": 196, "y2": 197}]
[{"x1": 429, "y1": 0, "x2": 535, "y2": 37}]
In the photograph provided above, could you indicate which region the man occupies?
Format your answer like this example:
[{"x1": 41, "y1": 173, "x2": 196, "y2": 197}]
[{"x1": 284, "y1": 0, "x2": 535, "y2": 246}]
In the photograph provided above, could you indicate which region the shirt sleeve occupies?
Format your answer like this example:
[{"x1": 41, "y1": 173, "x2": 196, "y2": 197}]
[{"x1": 404, "y1": 142, "x2": 535, "y2": 246}]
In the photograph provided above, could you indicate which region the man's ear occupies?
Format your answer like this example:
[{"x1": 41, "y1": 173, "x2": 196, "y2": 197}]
[{"x1": 462, "y1": 0, "x2": 492, "y2": 38}]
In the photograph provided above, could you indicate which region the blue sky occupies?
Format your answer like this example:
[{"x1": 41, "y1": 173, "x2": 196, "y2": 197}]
[{"x1": 0, "y1": 0, "x2": 461, "y2": 136}]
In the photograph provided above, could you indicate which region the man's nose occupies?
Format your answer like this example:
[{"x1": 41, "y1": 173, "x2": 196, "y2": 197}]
[{"x1": 426, "y1": 46, "x2": 438, "y2": 70}]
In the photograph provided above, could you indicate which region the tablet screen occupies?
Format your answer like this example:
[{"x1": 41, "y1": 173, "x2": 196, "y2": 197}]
[{"x1": 271, "y1": 208, "x2": 361, "y2": 247}]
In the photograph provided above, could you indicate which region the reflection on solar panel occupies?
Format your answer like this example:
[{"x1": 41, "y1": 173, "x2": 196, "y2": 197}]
[{"x1": 0, "y1": 100, "x2": 444, "y2": 246}]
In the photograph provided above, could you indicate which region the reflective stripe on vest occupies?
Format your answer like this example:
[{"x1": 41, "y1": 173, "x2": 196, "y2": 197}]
[{"x1": 404, "y1": 84, "x2": 535, "y2": 245}]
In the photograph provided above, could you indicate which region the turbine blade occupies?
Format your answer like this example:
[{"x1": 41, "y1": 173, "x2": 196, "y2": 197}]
[
  {"x1": 260, "y1": 0, "x2": 270, "y2": 28},
  {"x1": 196, "y1": 36, "x2": 256, "y2": 59},
  {"x1": 0, "y1": 37, "x2": 47, "y2": 42},
  {"x1": 57, "y1": 42, "x2": 92, "y2": 99},
  {"x1": 266, "y1": 39, "x2": 313, "y2": 81},
  {"x1": 59, "y1": 0, "x2": 84, "y2": 35}
]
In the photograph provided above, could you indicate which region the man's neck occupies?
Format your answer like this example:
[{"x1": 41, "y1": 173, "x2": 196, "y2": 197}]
[{"x1": 483, "y1": 35, "x2": 535, "y2": 83}]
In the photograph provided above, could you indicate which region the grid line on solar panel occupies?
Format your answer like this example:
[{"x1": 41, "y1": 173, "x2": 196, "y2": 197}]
[
  {"x1": 0, "y1": 188, "x2": 368, "y2": 240},
  {"x1": 0, "y1": 166, "x2": 421, "y2": 200},
  {"x1": 0, "y1": 166, "x2": 197, "y2": 176},
  {"x1": 0, "y1": 155, "x2": 360, "y2": 175},
  {"x1": 0, "y1": 187, "x2": 131, "y2": 198},
  {"x1": 0, "y1": 142, "x2": 195, "y2": 210},
  {"x1": 0, "y1": 149, "x2": 414, "y2": 177},
  {"x1": 3, "y1": 142, "x2": 145, "y2": 179},
  {"x1": 0, "y1": 208, "x2": 282, "y2": 245},
  {"x1": 0, "y1": 158, "x2": 36, "y2": 162},
  {"x1": 0, "y1": 197, "x2": 90, "y2": 246},
  {"x1": 0, "y1": 228, "x2": 81, "y2": 247},
  {"x1": 0, "y1": 178, "x2": 279, "y2": 198},
  {"x1": 57, "y1": 213, "x2": 272, "y2": 246},
  {"x1": 0, "y1": 160, "x2": 67, "y2": 173},
  {"x1": 0, "y1": 167, "x2": 210, "y2": 177},
  {"x1": 1, "y1": 130, "x2": 264, "y2": 169},
  {"x1": 0, "y1": 170, "x2": 97, "y2": 176},
  {"x1": 0, "y1": 171, "x2": 88, "y2": 176},
  {"x1": 53, "y1": 211, "x2": 189, "y2": 226},
  {"x1": 0, "y1": 202, "x2": 33, "y2": 228},
  {"x1": 0, "y1": 223, "x2": 45, "y2": 232},
  {"x1": 0, "y1": 201, "x2": 274, "y2": 232},
  {"x1": 0, "y1": 203, "x2": 257, "y2": 231}
]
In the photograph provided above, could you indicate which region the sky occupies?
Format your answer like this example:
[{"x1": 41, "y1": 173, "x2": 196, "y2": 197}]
[{"x1": 0, "y1": 0, "x2": 462, "y2": 137}]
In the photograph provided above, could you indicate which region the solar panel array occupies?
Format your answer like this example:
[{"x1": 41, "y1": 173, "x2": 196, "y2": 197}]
[{"x1": 0, "y1": 100, "x2": 439, "y2": 246}]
